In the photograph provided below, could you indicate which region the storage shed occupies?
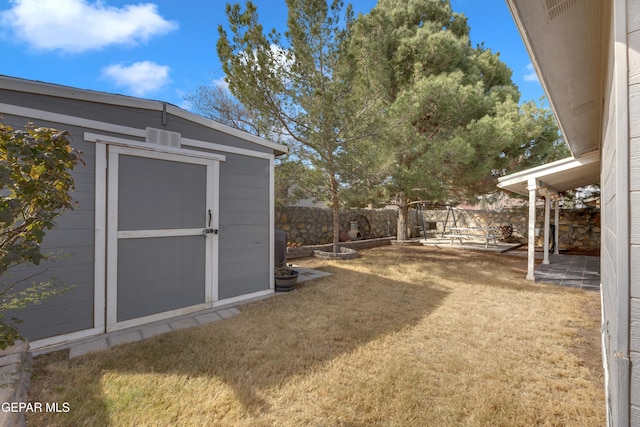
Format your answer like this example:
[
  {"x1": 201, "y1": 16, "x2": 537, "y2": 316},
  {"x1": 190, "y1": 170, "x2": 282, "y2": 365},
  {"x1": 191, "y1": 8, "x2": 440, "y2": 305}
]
[{"x1": 0, "y1": 75, "x2": 287, "y2": 351}]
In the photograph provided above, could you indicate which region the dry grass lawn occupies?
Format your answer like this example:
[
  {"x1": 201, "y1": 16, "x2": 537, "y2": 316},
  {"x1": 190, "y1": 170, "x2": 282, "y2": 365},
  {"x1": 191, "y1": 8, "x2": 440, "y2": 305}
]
[{"x1": 28, "y1": 246, "x2": 604, "y2": 426}]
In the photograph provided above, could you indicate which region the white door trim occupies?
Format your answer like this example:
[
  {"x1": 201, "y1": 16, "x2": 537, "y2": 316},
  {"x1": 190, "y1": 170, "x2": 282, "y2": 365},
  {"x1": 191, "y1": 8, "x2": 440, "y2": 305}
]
[{"x1": 105, "y1": 145, "x2": 220, "y2": 331}]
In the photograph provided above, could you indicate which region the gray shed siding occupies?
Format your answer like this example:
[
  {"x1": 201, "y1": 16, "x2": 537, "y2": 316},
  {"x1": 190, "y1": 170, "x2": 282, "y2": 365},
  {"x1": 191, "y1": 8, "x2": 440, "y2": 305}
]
[
  {"x1": 218, "y1": 153, "x2": 271, "y2": 299},
  {"x1": 0, "y1": 79, "x2": 277, "y2": 342},
  {"x1": 1, "y1": 115, "x2": 97, "y2": 340},
  {"x1": 166, "y1": 113, "x2": 273, "y2": 155},
  {"x1": 1, "y1": 87, "x2": 273, "y2": 155}
]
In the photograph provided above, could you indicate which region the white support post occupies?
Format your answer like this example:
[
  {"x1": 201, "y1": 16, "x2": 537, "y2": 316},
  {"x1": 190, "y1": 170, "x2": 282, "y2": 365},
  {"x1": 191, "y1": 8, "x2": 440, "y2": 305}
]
[
  {"x1": 554, "y1": 199, "x2": 560, "y2": 254},
  {"x1": 526, "y1": 178, "x2": 537, "y2": 281},
  {"x1": 543, "y1": 196, "x2": 550, "y2": 265}
]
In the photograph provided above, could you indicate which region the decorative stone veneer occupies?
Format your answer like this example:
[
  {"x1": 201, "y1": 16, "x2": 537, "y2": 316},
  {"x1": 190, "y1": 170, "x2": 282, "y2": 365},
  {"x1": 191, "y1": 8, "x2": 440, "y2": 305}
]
[
  {"x1": 0, "y1": 340, "x2": 31, "y2": 427},
  {"x1": 415, "y1": 207, "x2": 600, "y2": 250},
  {"x1": 276, "y1": 206, "x2": 600, "y2": 252},
  {"x1": 312, "y1": 247, "x2": 358, "y2": 260},
  {"x1": 286, "y1": 237, "x2": 394, "y2": 259},
  {"x1": 275, "y1": 207, "x2": 397, "y2": 245}
]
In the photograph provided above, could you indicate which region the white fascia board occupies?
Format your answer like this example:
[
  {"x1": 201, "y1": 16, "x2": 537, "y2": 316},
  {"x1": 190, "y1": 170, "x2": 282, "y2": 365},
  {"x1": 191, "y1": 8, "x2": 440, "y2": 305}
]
[
  {"x1": 165, "y1": 104, "x2": 288, "y2": 156},
  {"x1": 498, "y1": 152, "x2": 600, "y2": 189},
  {"x1": 182, "y1": 137, "x2": 274, "y2": 160}
]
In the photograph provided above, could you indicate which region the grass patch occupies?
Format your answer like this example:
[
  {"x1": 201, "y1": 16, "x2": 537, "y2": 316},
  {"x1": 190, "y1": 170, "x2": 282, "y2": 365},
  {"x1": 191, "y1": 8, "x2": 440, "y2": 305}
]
[{"x1": 28, "y1": 246, "x2": 604, "y2": 426}]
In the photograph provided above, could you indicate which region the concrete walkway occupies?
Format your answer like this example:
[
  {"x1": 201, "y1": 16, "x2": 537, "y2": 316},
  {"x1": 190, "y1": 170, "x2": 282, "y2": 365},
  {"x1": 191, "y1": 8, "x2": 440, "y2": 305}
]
[
  {"x1": 32, "y1": 306, "x2": 243, "y2": 359},
  {"x1": 419, "y1": 237, "x2": 523, "y2": 253},
  {"x1": 33, "y1": 267, "x2": 332, "y2": 359}
]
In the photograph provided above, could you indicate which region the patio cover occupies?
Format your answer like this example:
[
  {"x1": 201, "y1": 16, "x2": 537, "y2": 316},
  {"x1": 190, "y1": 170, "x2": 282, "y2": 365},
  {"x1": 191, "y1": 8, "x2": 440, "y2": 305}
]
[{"x1": 497, "y1": 151, "x2": 600, "y2": 280}]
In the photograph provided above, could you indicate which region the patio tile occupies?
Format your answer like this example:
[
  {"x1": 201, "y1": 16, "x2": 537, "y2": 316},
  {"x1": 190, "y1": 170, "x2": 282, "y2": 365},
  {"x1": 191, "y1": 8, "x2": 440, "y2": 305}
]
[{"x1": 534, "y1": 254, "x2": 600, "y2": 291}]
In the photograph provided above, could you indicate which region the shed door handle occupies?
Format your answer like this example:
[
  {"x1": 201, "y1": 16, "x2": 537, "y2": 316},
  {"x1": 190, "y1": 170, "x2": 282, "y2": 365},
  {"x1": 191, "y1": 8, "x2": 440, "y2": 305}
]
[{"x1": 208, "y1": 209, "x2": 212, "y2": 227}]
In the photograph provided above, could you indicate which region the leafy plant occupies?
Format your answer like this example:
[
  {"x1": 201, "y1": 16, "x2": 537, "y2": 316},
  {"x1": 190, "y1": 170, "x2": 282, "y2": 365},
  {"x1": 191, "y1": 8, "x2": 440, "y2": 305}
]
[{"x1": 0, "y1": 121, "x2": 83, "y2": 349}]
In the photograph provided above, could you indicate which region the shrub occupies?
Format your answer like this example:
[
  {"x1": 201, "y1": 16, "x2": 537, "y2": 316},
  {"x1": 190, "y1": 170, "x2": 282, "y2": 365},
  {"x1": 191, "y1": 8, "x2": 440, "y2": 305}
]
[{"x1": 0, "y1": 121, "x2": 83, "y2": 349}]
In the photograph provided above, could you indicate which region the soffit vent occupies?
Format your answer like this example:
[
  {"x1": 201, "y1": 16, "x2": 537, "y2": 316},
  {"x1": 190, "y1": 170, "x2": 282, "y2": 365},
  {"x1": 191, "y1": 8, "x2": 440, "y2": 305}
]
[
  {"x1": 545, "y1": 0, "x2": 581, "y2": 21},
  {"x1": 146, "y1": 127, "x2": 181, "y2": 148}
]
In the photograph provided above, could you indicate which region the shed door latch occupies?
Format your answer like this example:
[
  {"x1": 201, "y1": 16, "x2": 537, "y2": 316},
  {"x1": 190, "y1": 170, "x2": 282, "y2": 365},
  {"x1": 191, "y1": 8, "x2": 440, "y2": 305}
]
[{"x1": 203, "y1": 209, "x2": 217, "y2": 234}]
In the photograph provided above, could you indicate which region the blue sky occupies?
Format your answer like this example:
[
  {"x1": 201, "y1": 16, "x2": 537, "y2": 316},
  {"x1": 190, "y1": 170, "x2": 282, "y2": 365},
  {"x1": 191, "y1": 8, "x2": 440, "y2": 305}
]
[{"x1": 0, "y1": 0, "x2": 544, "y2": 112}]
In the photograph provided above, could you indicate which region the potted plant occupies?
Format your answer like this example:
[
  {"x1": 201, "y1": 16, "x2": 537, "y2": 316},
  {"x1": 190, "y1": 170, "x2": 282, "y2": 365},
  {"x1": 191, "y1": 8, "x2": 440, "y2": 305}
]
[{"x1": 274, "y1": 262, "x2": 299, "y2": 292}]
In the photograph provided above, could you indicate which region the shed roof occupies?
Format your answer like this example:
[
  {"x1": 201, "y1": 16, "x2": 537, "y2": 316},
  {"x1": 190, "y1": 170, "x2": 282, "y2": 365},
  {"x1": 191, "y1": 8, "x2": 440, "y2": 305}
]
[
  {"x1": 0, "y1": 74, "x2": 288, "y2": 156},
  {"x1": 497, "y1": 151, "x2": 600, "y2": 196}
]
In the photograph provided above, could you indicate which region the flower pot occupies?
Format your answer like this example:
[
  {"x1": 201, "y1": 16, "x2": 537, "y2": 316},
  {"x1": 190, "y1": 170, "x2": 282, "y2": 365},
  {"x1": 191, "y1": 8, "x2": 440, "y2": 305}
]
[{"x1": 275, "y1": 270, "x2": 299, "y2": 292}]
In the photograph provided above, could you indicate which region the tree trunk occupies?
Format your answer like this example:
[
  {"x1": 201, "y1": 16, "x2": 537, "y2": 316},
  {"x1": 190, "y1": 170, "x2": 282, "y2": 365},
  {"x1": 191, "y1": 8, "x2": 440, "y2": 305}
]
[
  {"x1": 397, "y1": 195, "x2": 409, "y2": 241},
  {"x1": 330, "y1": 174, "x2": 340, "y2": 253}
]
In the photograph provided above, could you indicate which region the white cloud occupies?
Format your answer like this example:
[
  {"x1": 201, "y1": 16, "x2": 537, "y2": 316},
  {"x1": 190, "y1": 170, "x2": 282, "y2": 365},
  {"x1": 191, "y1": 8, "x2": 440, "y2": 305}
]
[
  {"x1": 237, "y1": 43, "x2": 294, "y2": 76},
  {"x1": 211, "y1": 77, "x2": 229, "y2": 90},
  {"x1": 1, "y1": 0, "x2": 177, "y2": 53},
  {"x1": 523, "y1": 63, "x2": 540, "y2": 83},
  {"x1": 102, "y1": 61, "x2": 170, "y2": 96}
]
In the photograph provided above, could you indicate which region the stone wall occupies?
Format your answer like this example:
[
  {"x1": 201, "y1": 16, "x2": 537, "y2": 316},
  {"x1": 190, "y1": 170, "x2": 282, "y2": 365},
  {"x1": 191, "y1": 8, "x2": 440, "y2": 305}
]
[
  {"x1": 0, "y1": 341, "x2": 31, "y2": 427},
  {"x1": 275, "y1": 207, "x2": 397, "y2": 245},
  {"x1": 275, "y1": 206, "x2": 600, "y2": 251},
  {"x1": 415, "y1": 207, "x2": 600, "y2": 250},
  {"x1": 286, "y1": 237, "x2": 395, "y2": 259}
]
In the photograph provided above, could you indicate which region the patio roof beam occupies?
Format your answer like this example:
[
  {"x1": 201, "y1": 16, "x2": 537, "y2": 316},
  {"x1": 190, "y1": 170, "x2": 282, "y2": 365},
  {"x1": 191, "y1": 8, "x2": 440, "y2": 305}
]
[{"x1": 536, "y1": 179, "x2": 560, "y2": 197}]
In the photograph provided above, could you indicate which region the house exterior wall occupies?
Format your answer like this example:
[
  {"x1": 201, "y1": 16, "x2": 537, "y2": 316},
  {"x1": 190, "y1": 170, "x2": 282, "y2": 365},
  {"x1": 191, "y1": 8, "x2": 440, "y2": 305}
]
[
  {"x1": 0, "y1": 79, "x2": 277, "y2": 344},
  {"x1": 629, "y1": 0, "x2": 640, "y2": 423},
  {"x1": 601, "y1": 0, "x2": 636, "y2": 424}
]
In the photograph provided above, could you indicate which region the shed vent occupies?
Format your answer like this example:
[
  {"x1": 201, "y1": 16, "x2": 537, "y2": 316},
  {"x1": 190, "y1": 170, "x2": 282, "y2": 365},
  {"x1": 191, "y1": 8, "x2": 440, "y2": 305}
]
[
  {"x1": 545, "y1": 0, "x2": 580, "y2": 21},
  {"x1": 146, "y1": 127, "x2": 181, "y2": 148}
]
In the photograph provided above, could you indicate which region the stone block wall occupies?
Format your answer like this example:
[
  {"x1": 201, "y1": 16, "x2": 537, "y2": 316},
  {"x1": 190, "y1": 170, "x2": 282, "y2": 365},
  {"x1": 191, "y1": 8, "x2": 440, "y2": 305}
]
[
  {"x1": 0, "y1": 340, "x2": 31, "y2": 427},
  {"x1": 413, "y1": 207, "x2": 600, "y2": 250},
  {"x1": 276, "y1": 206, "x2": 600, "y2": 251},
  {"x1": 286, "y1": 237, "x2": 395, "y2": 259},
  {"x1": 275, "y1": 207, "x2": 397, "y2": 245}
]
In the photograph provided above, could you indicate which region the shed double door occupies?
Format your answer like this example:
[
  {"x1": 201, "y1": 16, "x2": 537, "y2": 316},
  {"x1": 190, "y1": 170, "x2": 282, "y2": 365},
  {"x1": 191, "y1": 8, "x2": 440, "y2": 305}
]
[{"x1": 106, "y1": 146, "x2": 219, "y2": 331}]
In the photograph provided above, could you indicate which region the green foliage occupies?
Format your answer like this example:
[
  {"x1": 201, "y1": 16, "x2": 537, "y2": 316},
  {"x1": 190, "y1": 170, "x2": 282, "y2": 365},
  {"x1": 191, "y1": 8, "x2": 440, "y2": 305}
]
[
  {"x1": 218, "y1": 0, "x2": 380, "y2": 251},
  {"x1": 185, "y1": 82, "x2": 325, "y2": 204},
  {"x1": 340, "y1": 0, "x2": 568, "y2": 238},
  {"x1": 274, "y1": 156, "x2": 328, "y2": 206},
  {"x1": 0, "y1": 122, "x2": 82, "y2": 349},
  {"x1": 215, "y1": 0, "x2": 566, "y2": 242}
]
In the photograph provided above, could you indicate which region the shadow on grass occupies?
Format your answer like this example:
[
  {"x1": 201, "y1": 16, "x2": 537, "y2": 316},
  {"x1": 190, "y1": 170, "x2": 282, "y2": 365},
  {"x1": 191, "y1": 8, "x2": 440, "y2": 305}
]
[
  {"x1": 29, "y1": 246, "x2": 591, "y2": 425},
  {"x1": 29, "y1": 264, "x2": 449, "y2": 424}
]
